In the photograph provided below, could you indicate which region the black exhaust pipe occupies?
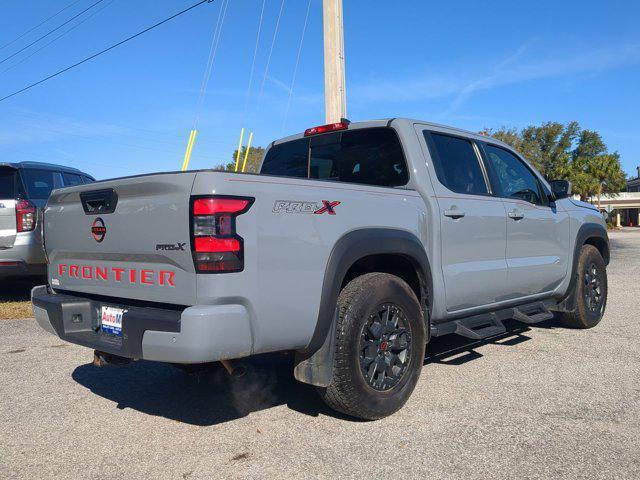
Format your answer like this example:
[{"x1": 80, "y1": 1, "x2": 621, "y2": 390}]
[
  {"x1": 220, "y1": 359, "x2": 247, "y2": 378},
  {"x1": 93, "y1": 350, "x2": 131, "y2": 367}
]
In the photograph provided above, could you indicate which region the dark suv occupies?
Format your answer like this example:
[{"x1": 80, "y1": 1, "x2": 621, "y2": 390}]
[{"x1": 0, "y1": 162, "x2": 94, "y2": 278}]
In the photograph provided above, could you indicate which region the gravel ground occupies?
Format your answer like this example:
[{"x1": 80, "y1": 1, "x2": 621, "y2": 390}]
[{"x1": 1, "y1": 229, "x2": 639, "y2": 479}]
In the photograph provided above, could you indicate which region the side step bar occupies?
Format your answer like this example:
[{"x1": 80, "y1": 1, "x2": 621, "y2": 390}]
[
  {"x1": 512, "y1": 306, "x2": 554, "y2": 325},
  {"x1": 431, "y1": 299, "x2": 559, "y2": 339},
  {"x1": 454, "y1": 314, "x2": 506, "y2": 340}
]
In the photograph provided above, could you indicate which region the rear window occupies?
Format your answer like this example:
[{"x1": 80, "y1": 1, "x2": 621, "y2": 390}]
[
  {"x1": 20, "y1": 169, "x2": 63, "y2": 200},
  {"x1": 0, "y1": 169, "x2": 16, "y2": 198},
  {"x1": 261, "y1": 128, "x2": 409, "y2": 187}
]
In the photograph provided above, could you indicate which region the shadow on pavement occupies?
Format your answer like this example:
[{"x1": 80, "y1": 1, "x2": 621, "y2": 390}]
[
  {"x1": 72, "y1": 353, "x2": 349, "y2": 426},
  {"x1": 72, "y1": 318, "x2": 563, "y2": 426}
]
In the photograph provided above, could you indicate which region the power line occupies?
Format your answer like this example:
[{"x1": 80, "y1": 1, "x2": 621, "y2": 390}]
[
  {"x1": 1, "y1": 0, "x2": 116, "y2": 75},
  {"x1": 256, "y1": 0, "x2": 286, "y2": 106},
  {"x1": 282, "y1": 0, "x2": 312, "y2": 134},
  {"x1": 241, "y1": 0, "x2": 266, "y2": 122},
  {"x1": 193, "y1": 0, "x2": 229, "y2": 129},
  {"x1": 0, "y1": 0, "x2": 107, "y2": 65},
  {"x1": 0, "y1": 0, "x2": 213, "y2": 103},
  {"x1": 0, "y1": 0, "x2": 84, "y2": 52}
]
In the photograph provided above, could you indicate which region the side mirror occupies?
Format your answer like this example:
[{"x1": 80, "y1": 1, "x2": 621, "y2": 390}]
[{"x1": 550, "y1": 180, "x2": 572, "y2": 200}]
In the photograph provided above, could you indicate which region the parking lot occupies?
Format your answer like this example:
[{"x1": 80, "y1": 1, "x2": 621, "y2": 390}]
[{"x1": 1, "y1": 229, "x2": 639, "y2": 480}]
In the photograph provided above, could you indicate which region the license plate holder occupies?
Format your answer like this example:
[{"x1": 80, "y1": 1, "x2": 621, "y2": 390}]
[{"x1": 100, "y1": 306, "x2": 124, "y2": 337}]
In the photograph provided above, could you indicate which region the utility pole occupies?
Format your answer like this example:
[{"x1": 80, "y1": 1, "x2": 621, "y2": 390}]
[{"x1": 323, "y1": 0, "x2": 346, "y2": 123}]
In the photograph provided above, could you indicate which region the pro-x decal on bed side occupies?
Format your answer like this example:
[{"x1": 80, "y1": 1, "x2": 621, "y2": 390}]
[{"x1": 272, "y1": 200, "x2": 341, "y2": 215}]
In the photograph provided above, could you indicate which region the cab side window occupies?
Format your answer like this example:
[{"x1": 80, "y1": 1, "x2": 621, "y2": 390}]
[
  {"x1": 425, "y1": 132, "x2": 488, "y2": 196},
  {"x1": 483, "y1": 145, "x2": 546, "y2": 205}
]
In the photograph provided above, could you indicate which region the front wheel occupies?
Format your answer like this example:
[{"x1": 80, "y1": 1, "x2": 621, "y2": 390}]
[
  {"x1": 317, "y1": 273, "x2": 426, "y2": 420},
  {"x1": 559, "y1": 244, "x2": 607, "y2": 329}
]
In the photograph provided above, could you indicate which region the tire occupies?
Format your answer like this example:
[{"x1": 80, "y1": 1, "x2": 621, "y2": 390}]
[
  {"x1": 559, "y1": 244, "x2": 607, "y2": 329},
  {"x1": 317, "y1": 272, "x2": 426, "y2": 420}
]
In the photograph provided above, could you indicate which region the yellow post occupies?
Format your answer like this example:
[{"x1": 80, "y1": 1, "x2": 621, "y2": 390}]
[
  {"x1": 241, "y1": 132, "x2": 254, "y2": 173},
  {"x1": 234, "y1": 128, "x2": 245, "y2": 172},
  {"x1": 181, "y1": 129, "x2": 197, "y2": 171}
]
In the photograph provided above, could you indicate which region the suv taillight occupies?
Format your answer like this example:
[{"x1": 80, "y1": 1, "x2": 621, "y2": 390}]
[
  {"x1": 190, "y1": 196, "x2": 254, "y2": 273},
  {"x1": 16, "y1": 199, "x2": 36, "y2": 232}
]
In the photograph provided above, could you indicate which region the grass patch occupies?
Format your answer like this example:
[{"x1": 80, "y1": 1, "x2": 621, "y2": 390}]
[{"x1": 0, "y1": 278, "x2": 42, "y2": 320}]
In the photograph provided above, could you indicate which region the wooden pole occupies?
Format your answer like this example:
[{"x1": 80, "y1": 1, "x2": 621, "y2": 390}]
[{"x1": 323, "y1": 0, "x2": 346, "y2": 124}]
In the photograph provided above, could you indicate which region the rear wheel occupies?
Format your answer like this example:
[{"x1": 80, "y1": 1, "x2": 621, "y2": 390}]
[
  {"x1": 559, "y1": 244, "x2": 607, "y2": 329},
  {"x1": 317, "y1": 272, "x2": 426, "y2": 420}
]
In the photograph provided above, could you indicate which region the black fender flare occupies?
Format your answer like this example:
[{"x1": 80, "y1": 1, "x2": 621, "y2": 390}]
[
  {"x1": 294, "y1": 228, "x2": 432, "y2": 386},
  {"x1": 557, "y1": 222, "x2": 609, "y2": 311}
]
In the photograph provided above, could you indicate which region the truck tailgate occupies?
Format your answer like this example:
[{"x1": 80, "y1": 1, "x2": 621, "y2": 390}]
[{"x1": 45, "y1": 172, "x2": 198, "y2": 305}]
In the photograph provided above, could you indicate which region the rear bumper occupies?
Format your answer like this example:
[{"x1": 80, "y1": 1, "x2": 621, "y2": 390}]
[
  {"x1": 0, "y1": 259, "x2": 46, "y2": 277},
  {"x1": 31, "y1": 286, "x2": 253, "y2": 364},
  {"x1": 0, "y1": 233, "x2": 46, "y2": 277}
]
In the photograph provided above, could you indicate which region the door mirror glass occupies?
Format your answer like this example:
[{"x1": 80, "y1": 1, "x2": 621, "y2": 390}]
[{"x1": 550, "y1": 180, "x2": 572, "y2": 199}]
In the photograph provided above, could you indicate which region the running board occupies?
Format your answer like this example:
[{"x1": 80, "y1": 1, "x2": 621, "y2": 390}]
[
  {"x1": 454, "y1": 315, "x2": 506, "y2": 340},
  {"x1": 512, "y1": 307, "x2": 554, "y2": 325}
]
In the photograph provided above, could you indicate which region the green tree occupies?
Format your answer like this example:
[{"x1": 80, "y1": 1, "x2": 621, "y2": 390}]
[
  {"x1": 481, "y1": 127, "x2": 522, "y2": 151},
  {"x1": 572, "y1": 152, "x2": 626, "y2": 206},
  {"x1": 218, "y1": 146, "x2": 265, "y2": 173},
  {"x1": 520, "y1": 121, "x2": 579, "y2": 179}
]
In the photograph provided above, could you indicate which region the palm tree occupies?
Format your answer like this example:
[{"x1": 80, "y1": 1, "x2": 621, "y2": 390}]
[{"x1": 572, "y1": 154, "x2": 626, "y2": 207}]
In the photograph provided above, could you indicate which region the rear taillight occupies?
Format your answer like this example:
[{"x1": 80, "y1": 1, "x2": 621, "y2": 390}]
[
  {"x1": 16, "y1": 199, "x2": 36, "y2": 232},
  {"x1": 190, "y1": 196, "x2": 253, "y2": 273}
]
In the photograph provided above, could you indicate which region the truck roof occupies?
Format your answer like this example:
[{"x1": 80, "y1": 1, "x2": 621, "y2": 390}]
[
  {"x1": 273, "y1": 118, "x2": 513, "y2": 150},
  {"x1": 0, "y1": 161, "x2": 92, "y2": 177}
]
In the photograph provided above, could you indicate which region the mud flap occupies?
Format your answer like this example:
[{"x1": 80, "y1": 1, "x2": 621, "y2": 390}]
[{"x1": 293, "y1": 309, "x2": 338, "y2": 387}]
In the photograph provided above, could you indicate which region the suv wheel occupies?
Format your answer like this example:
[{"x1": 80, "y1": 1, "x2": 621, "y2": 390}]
[
  {"x1": 317, "y1": 272, "x2": 426, "y2": 420},
  {"x1": 559, "y1": 244, "x2": 607, "y2": 329}
]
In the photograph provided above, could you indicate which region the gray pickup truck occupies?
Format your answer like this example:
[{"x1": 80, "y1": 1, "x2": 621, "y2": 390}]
[{"x1": 32, "y1": 119, "x2": 608, "y2": 420}]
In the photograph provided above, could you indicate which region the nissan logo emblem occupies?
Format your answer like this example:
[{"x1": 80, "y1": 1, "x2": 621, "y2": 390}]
[{"x1": 91, "y1": 217, "x2": 106, "y2": 243}]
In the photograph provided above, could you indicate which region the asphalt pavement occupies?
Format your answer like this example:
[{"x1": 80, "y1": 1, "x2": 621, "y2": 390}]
[{"x1": 1, "y1": 229, "x2": 639, "y2": 479}]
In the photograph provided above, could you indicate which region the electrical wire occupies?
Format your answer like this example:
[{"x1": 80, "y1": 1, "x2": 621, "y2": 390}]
[
  {"x1": 256, "y1": 0, "x2": 285, "y2": 106},
  {"x1": 0, "y1": 0, "x2": 106, "y2": 65},
  {"x1": 193, "y1": 0, "x2": 229, "y2": 129},
  {"x1": 281, "y1": 0, "x2": 312, "y2": 134},
  {"x1": 241, "y1": 0, "x2": 266, "y2": 122},
  {"x1": 1, "y1": 0, "x2": 116, "y2": 75},
  {"x1": 0, "y1": 0, "x2": 84, "y2": 52},
  {"x1": 0, "y1": 0, "x2": 213, "y2": 103}
]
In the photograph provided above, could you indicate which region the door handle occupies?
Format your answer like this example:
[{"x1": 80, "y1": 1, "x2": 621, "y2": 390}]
[
  {"x1": 444, "y1": 209, "x2": 466, "y2": 219},
  {"x1": 508, "y1": 209, "x2": 524, "y2": 221}
]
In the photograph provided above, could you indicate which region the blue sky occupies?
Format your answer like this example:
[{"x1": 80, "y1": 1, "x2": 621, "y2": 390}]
[{"x1": 1, "y1": 0, "x2": 639, "y2": 180}]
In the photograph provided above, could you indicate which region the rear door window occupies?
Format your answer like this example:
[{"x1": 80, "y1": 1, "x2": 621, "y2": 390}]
[
  {"x1": 425, "y1": 132, "x2": 489, "y2": 195},
  {"x1": 62, "y1": 172, "x2": 83, "y2": 186},
  {"x1": 0, "y1": 169, "x2": 16, "y2": 199},
  {"x1": 261, "y1": 127, "x2": 409, "y2": 187},
  {"x1": 20, "y1": 169, "x2": 63, "y2": 200}
]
